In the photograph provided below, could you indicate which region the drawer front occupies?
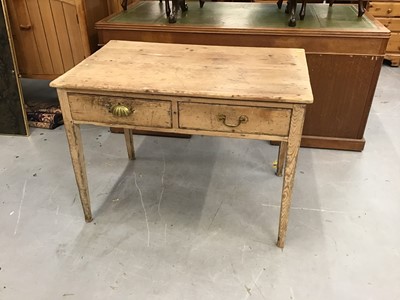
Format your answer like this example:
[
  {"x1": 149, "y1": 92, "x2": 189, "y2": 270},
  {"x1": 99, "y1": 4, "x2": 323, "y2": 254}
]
[
  {"x1": 377, "y1": 18, "x2": 400, "y2": 31},
  {"x1": 368, "y1": 2, "x2": 400, "y2": 16},
  {"x1": 387, "y1": 33, "x2": 400, "y2": 52},
  {"x1": 178, "y1": 102, "x2": 291, "y2": 136},
  {"x1": 68, "y1": 94, "x2": 172, "y2": 128}
]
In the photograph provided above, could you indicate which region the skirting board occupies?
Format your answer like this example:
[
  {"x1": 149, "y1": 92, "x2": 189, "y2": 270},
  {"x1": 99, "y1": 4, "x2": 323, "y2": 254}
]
[{"x1": 272, "y1": 135, "x2": 366, "y2": 151}]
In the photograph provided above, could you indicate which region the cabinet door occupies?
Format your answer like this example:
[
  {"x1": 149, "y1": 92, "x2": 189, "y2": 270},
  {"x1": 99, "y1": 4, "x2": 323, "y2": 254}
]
[
  {"x1": 6, "y1": 0, "x2": 86, "y2": 79},
  {"x1": 5, "y1": 0, "x2": 45, "y2": 77},
  {"x1": 0, "y1": 0, "x2": 29, "y2": 135},
  {"x1": 50, "y1": 0, "x2": 86, "y2": 71}
]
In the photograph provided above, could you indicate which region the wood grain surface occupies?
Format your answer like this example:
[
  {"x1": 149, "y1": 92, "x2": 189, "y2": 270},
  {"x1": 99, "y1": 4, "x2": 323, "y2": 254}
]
[
  {"x1": 57, "y1": 89, "x2": 92, "y2": 222},
  {"x1": 178, "y1": 102, "x2": 291, "y2": 136},
  {"x1": 50, "y1": 40, "x2": 313, "y2": 104},
  {"x1": 68, "y1": 93, "x2": 172, "y2": 128},
  {"x1": 277, "y1": 105, "x2": 305, "y2": 248},
  {"x1": 276, "y1": 141, "x2": 287, "y2": 176}
]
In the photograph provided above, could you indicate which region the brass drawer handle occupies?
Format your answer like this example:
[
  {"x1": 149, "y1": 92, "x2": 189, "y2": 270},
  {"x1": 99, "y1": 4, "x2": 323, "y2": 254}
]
[
  {"x1": 217, "y1": 114, "x2": 248, "y2": 128},
  {"x1": 110, "y1": 104, "x2": 132, "y2": 117},
  {"x1": 19, "y1": 24, "x2": 32, "y2": 30},
  {"x1": 387, "y1": 8, "x2": 392, "y2": 14}
]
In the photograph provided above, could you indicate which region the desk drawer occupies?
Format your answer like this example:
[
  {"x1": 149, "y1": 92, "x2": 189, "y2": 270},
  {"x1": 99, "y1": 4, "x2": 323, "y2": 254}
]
[
  {"x1": 376, "y1": 18, "x2": 400, "y2": 31},
  {"x1": 178, "y1": 102, "x2": 291, "y2": 136},
  {"x1": 68, "y1": 94, "x2": 172, "y2": 128},
  {"x1": 369, "y1": 2, "x2": 400, "y2": 17}
]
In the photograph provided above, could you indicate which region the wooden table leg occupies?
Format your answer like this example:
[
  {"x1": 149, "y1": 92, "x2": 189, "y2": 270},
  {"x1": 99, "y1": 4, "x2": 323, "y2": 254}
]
[
  {"x1": 66, "y1": 123, "x2": 92, "y2": 222},
  {"x1": 58, "y1": 90, "x2": 93, "y2": 222},
  {"x1": 276, "y1": 141, "x2": 287, "y2": 177},
  {"x1": 123, "y1": 128, "x2": 135, "y2": 160},
  {"x1": 277, "y1": 105, "x2": 305, "y2": 248}
]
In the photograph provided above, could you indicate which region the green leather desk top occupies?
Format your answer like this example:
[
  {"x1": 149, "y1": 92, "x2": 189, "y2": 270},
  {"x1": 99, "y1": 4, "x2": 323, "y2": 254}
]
[{"x1": 106, "y1": 2, "x2": 379, "y2": 30}]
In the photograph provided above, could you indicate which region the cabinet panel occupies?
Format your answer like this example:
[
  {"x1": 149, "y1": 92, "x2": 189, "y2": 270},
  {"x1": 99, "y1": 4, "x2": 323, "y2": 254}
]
[
  {"x1": 369, "y1": 1, "x2": 400, "y2": 65},
  {"x1": 376, "y1": 17, "x2": 400, "y2": 31},
  {"x1": 37, "y1": 0, "x2": 65, "y2": 74},
  {"x1": 369, "y1": 2, "x2": 400, "y2": 16},
  {"x1": 84, "y1": 0, "x2": 110, "y2": 52},
  {"x1": 387, "y1": 32, "x2": 400, "y2": 52},
  {"x1": 25, "y1": 0, "x2": 54, "y2": 74},
  {"x1": 50, "y1": 0, "x2": 75, "y2": 72},
  {"x1": 5, "y1": 0, "x2": 111, "y2": 78},
  {"x1": 6, "y1": 0, "x2": 43, "y2": 75},
  {"x1": 63, "y1": 1, "x2": 86, "y2": 65}
]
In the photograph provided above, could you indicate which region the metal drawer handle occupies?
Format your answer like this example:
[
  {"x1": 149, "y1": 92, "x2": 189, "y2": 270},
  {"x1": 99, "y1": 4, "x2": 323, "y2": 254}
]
[
  {"x1": 217, "y1": 114, "x2": 248, "y2": 128},
  {"x1": 387, "y1": 8, "x2": 392, "y2": 14},
  {"x1": 19, "y1": 24, "x2": 32, "y2": 30},
  {"x1": 110, "y1": 104, "x2": 132, "y2": 117}
]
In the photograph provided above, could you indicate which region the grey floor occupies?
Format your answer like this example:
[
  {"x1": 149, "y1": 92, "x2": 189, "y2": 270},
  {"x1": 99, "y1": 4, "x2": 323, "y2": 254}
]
[{"x1": 1, "y1": 65, "x2": 399, "y2": 300}]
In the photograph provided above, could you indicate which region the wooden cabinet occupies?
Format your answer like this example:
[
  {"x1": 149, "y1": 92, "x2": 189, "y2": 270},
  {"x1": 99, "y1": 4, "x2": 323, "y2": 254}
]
[
  {"x1": 5, "y1": 0, "x2": 110, "y2": 79},
  {"x1": 369, "y1": 1, "x2": 400, "y2": 66}
]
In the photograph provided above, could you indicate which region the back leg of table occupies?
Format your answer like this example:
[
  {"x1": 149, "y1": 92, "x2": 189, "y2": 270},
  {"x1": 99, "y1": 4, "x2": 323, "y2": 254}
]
[
  {"x1": 124, "y1": 128, "x2": 135, "y2": 160},
  {"x1": 277, "y1": 105, "x2": 305, "y2": 248},
  {"x1": 276, "y1": 141, "x2": 287, "y2": 177}
]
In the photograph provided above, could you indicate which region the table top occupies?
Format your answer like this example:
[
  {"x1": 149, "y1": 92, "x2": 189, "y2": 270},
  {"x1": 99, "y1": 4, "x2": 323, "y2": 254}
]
[
  {"x1": 99, "y1": 2, "x2": 387, "y2": 34},
  {"x1": 50, "y1": 40, "x2": 313, "y2": 104}
]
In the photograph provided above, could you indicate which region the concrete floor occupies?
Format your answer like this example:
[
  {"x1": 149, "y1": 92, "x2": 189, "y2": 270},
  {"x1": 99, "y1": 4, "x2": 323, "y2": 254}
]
[{"x1": 1, "y1": 65, "x2": 399, "y2": 299}]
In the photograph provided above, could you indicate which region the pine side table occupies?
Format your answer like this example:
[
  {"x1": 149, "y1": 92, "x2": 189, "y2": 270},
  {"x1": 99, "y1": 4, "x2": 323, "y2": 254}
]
[{"x1": 50, "y1": 40, "x2": 313, "y2": 248}]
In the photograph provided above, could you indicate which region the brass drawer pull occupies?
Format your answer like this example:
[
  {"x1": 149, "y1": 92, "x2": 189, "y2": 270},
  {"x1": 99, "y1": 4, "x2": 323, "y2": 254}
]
[
  {"x1": 387, "y1": 8, "x2": 392, "y2": 14},
  {"x1": 110, "y1": 104, "x2": 132, "y2": 117},
  {"x1": 217, "y1": 114, "x2": 248, "y2": 128}
]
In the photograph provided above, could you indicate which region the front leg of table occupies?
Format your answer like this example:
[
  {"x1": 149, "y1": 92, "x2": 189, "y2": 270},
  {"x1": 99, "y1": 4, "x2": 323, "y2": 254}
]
[
  {"x1": 277, "y1": 105, "x2": 305, "y2": 248},
  {"x1": 57, "y1": 90, "x2": 93, "y2": 222},
  {"x1": 123, "y1": 128, "x2": 135, "y2": 160}
]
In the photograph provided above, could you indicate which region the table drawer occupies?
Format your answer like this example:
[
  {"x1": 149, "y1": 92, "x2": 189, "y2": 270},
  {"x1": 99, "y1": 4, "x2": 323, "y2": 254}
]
[
  {"x1": 368, "y1": 2, "x2": 400, "y2": 17},
  {"x1": 68, "y1": 94, "x2": 172, "y2": 128},
  {"x1": 178, "y1": 102, "x2": 291, "y2": 136}
]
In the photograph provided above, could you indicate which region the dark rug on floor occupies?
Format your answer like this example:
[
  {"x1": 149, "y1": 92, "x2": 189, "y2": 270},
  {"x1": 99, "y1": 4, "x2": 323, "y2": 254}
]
[
  {"x1": 25, "y1": 102, "x2": 63, "y2": 129},
  {"x1": 22, "y1": 79, "x2": 63, "y2": 129}
]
